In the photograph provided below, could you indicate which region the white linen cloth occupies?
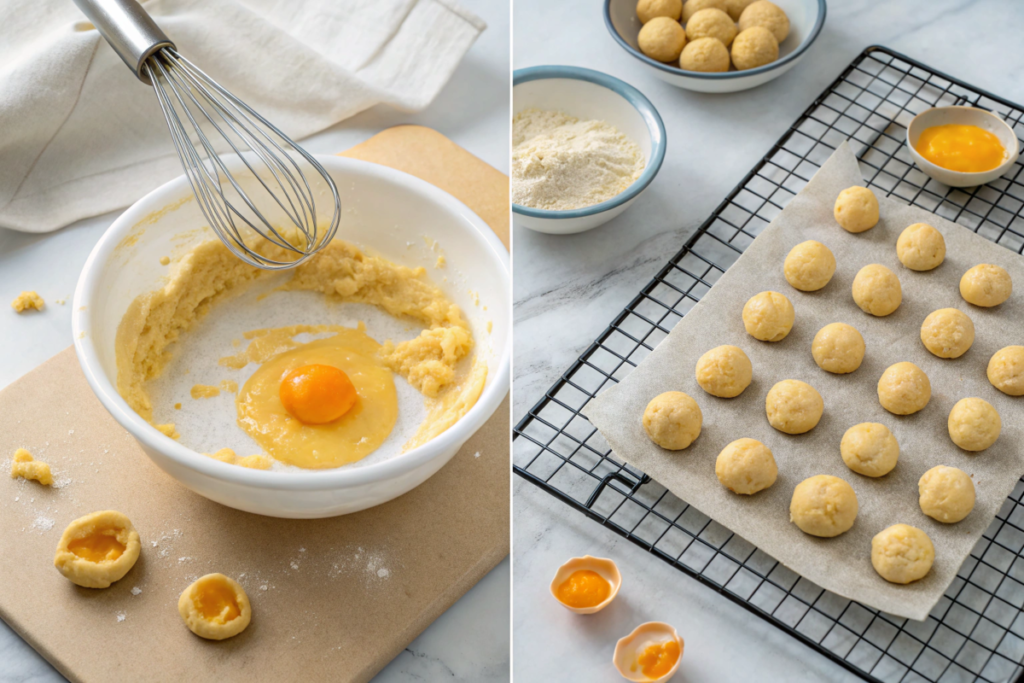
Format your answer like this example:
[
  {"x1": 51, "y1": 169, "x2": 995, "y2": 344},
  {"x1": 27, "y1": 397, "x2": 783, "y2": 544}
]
[{"x1": 0, "y1": 0, "x2": 485, "y2": 233}]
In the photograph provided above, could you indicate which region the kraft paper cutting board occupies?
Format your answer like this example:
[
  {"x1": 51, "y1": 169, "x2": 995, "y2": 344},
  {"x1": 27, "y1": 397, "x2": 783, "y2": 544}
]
[{"x1": 0, "y1": 126, "x2": 510, "y2": 683}]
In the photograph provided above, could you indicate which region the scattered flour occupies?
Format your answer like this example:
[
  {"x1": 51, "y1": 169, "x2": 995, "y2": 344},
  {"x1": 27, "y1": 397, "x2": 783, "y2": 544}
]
[
  {"x1": 115, "y1": 612, "x2": 126, "y2": 623},
  {"x1": 131, "y1": 587, "x2": 142, "y2": 596},
  {"x1": 31, "y1": 517, "x2": 54, "y2": 532}
]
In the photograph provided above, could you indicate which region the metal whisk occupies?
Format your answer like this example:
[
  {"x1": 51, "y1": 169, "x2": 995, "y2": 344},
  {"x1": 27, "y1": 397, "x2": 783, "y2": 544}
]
[{"x1": 73, "y1": 0, "x2": 341, "y2": 270}]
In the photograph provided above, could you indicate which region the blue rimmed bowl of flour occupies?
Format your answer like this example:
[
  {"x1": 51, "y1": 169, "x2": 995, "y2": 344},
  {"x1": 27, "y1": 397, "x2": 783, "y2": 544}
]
[{"x1": 512, "y1": 66, "x2": 666, "y2": 235}]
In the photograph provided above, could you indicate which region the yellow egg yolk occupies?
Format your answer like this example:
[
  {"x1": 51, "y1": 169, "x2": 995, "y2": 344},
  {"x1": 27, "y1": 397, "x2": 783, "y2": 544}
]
[
  {"x1": 191, "y1": 575, "x2": 242, "y2": 625},
  {"x1": 633, "y1": 640, "x2": 681, "y2": 679},
  {"x1": 555, "y1": 569, "x2": 611, "y2": 609},
  {"x1": 279, "y1": 363, "x2": 357, "y2": 425},
  {"x1": 67, "y1": 532, "x2": 126, "y2": 563},
  {"x1": 915, "y1": 124, "x2": 1005, "y2": 173}
]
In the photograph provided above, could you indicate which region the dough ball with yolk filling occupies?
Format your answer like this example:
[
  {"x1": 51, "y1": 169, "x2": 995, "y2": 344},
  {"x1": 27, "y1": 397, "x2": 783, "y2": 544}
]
[
  {"x1": 988, "y1": 346, "x2": 1024, "y2": 396},
  {"x1": 871, "y1": 524, "x2": 934, "y2": 584},
  {"x1": 638, "y1": 17, "x2": 687, "y2": 62},
  {"x1": 742, "y1": 291, "x2": 794, "y2": 342},
  {"x1": 730, "y1": 26, "x2": 778, "y2": 71},
  {"x1": 919, "y1": 465, "x2": 975, "y2": 523},
  {"x1": 877, "y1": 362, "x2": 931, "y2": 415},
  {"x1": 682, "y1": 0, "x2": 727, "y2": 22},
  {"x1": 812, "y1": 322, "x2": 865, "y2": 374},
  {"x1": 679, "y1": 36, "x2": 730, "y2": 72},
  {"x1": 715, "y1": 438, "x2": 777, "y2": 494},
  {"x1": 738, "y1": 0, "x2": 789, "y2": 42},
  {"x1": 637, "y1": 0, "x2": 682, "y2": 23},
  {"x1": 279, "y1": 363, "x2": 357, "y2": 424},
  {"x1": 790, "y1": 475, "x2": 858, "y2": 537},
  {"x1": 784, "y1": 240, "x2": 836, "y2": 292},
  {"x1": 765, "y1": 379, "x2": 823, "y2": 434},
  {"x1": 960, "y1": 263, "x2": 1012, "y2": 307},
  {"x1": 54, "y1": 511, "x2": 141, "y2": 588},
  {"x1": 897, "y1": 223, "x2": 945, "y2": 271},
  {"x1": 852, "y1": 264, "x2": 902, "y2": 316},
  {"x1": 695, "y1": 345, "x2": 752, "y2": 397},
  {"x1": 948, "y1": 397, "x2": 1001, "y2": 452},
  {"x1": 643, "y1": 391, "x2": 702, "y2": 450},
  {"x1": 178, "y1": 573, "x2": 252, "y2": 640},
  {"x1": 685, "y1": 8, "x2": 737, "y2": 46},
  {"x1": 840, "y1": 422, "x2": 899, "y2": 477},
  {"x1": 834, "y1": 186, "x2": 879, "y2": 233},
  {"x1": 920, "y1": 308, "x2": 974, "y2": 359}
]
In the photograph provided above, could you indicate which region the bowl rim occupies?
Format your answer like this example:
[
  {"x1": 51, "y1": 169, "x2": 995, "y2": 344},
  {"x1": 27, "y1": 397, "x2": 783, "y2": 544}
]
[
  {"x1": 511, "y1": 65, "x2": 666, "y2": 220},
  {"x1": 72, "y1": 154, "x2": 510, "y2": 493},
  {"x1": 603, "y1": 0, "x2": 827, "y2": 80},
  {"x1": 906, "y1": 105, "x2": 1021, "y2": 180}
]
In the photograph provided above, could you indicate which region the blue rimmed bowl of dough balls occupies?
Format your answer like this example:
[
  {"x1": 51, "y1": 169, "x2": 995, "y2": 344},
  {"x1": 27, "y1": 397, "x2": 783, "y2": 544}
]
[
  {"x1": 512, "y1": 66, "x2": 667, "y2": 235},
  {"x1": 605, "y1": 0, "x2": 826, "y2": 93}
]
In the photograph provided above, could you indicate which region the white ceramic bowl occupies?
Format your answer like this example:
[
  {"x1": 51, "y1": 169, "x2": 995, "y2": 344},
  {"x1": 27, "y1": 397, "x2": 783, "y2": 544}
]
[
  {"x1": 604, "y1": 0, "x2": 826, "y2": 93},
  {"x1": 512, "y1": 66, "x2": 666, "y2": 235},
  {"x1": 907, "y1": 106, "x2": 1020, "y2": 188},
  {"x1": 72, "y1": 155, "x2": 510, "y2": 519}
]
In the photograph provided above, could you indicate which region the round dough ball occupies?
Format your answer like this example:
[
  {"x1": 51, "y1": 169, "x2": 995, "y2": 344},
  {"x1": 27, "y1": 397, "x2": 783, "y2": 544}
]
[
  {"x1": 766, "y1": 379, "x2": 823, "y2": 434},
  {"x1": 742, "y1": 290, "x2": 794, "y2": 342},
  {"x1": 685, "y1": 8, "x2": 737, "y2": 46},
  {"x1": 872, "y1": 524, "x2": 934, "y2": 584},
  {"x1": 695, "y1": 345, "x2": 752, "y2": 398},
  {"x1": 682, "y1": 0, "x2": 727, "y2": 22},
  {"x1": 960, "y1": 263, "x2": 1012, "y2": 307},
  {"x1": 738, "y1": 0, "x2": 789, "y2": 42},
  {"x1": 724, "y1": 0, "x2": 755, "y2": 21},
  {"x1": 790, "y1": 475, "x2": 858, "y2": 538},
  {"x1": 715, "y1": 438, "x2": 778, "y2": 494},
  {"x1": 920, "y1": 308, "x2": 975, "y2": 359},
  {"x1": 812, "y1": 323, "x2": 865, "y2": 374},
  {"x1": 841, "y1": 422, "x2": 899, "y2": 477},
  {"x1": 948, "y1": 397, "x2": 1001, "y2": 452},
  {"x1": 637, "y1": 0, "x2": 683, "y2": 23},
  {"x1": 784, "y1": 240, "x2": 836, "y2": 292},
  {"x1": 53, "y1": 510, "x2": 141, "y2": 589},
  {"x1": 877, "y1": 362, "x2": 931, "y2": 415},
  {"x1": 988, "y1": 345, "x2": 1024, "y2": 396},
  {"x1": 638, "y1": 17, "x2": 687, "y2": 62},
  {"x1": 852, "y1": 264, "x2": 902, "y2": 316},
  {"x1": 919, "y1": 465, "x2": 975, "y2": 523},
  {"x1": 178, "y1": 573, "x2": 252, "y2": 640},
  {"x1": 643, "y1": 391, "x2": 703, "y2": 450},
  {"x1": 896, "y1": 223, "x2": 945, "y2": 271},
  {"x1": 833, "y1": 186, "x2": 879, "y2": 233},
  {"x1": 679, "y1": 36, "x2": 730, "y2": 72},
  {"x1": 730, "y1": 26, "x2": 778, "y2": 71}
]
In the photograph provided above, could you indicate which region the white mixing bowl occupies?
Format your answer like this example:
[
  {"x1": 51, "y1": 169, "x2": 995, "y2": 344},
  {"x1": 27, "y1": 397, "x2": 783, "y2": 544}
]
[{"x1": 72, "y1": 155, "x2": 510, "y2": 519}]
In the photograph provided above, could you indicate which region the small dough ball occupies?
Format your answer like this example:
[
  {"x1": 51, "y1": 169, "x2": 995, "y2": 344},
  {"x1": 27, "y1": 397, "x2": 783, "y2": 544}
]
[
  {"x1": 679, "y1": 36, "x2": 730, "y2": 72},
  {"x1": 638, "y1": 17, "x2": 687, "y2": 62},
  {"x1": 738, "y1": 0, "x2": 789, "y2": 42},
  {"x1": 852, "y1": 264, "x2": 902, "y2": 316},
  {"x1": 790, "y1": 475, "x2": 858, "y2": 538},
  {"x1": 812, "y1": 323, "x2": 865, "y2": 374},
  {"x1": 948, "y1": 397, "x2": 1001, "y2": 451},
  {"x1": 919, "y1": 465, "x2": 975, "y2": 523},
  {"x1": 833, "y1": 186, "x2": 879, "y2": 233},
  {"x1": 178, "y1": 573, "x2": 252, "y2": 640},
  {"x1": 960, "y1": 263, "x2": 1012, "y2": 307},
  {"x1": 716, "y1": 438, "x2": 778, "y2": 495},
  {"x1": 784, "y1": 240, "x2": 836, "y2": 292},
  {"x1": 637, "y1": 0, "x2": 682, "y2": 23},
  {"x1": 877, "y1": 362, "x2": 931, "y2": 415},
  {"x1": 53, "y1": 510, "x2": 141, "y2": 589},
  {"x1": 724, "y1": 0, "x2": 755, "y2": 21},
  {"x1": 643, "y1": 391, "x2": 702, "y2": 450},
  {"x1": 685, "y1": 8, "x2": 737, "y2": 46},
  {"x1": 840, "y1": 423, "x2": 899, "y2": 477},
  {"x1": 730, "y1": 26, "x2": 778, "y2": 71},
  {"x1": 742, "y1": 290, "x2": 794, "y2": 341},
  {"x1": 766, "y1": 379, "x2": 823, "y2": 435},
  {"x1": 988, "y1": 346, "x2": 1024, "y2": 396},
  {"x1": 871, "y1": 524, "x2": 935, "y2": 584},
  {"x1": 682, "y1": 0, "x2": 727, "y2": 22},
  {"x1": 920, "y1": 308, "x2": 974, "y2": 359},
  {"x1": 695, "y1": 345, "x2": 752, "y2": 397},
  {"x1": 896, "y1": 223, "x2": 945, "y2": 271}
]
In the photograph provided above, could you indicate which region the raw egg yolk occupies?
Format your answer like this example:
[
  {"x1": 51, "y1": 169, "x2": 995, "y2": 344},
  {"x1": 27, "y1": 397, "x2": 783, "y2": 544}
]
[
  {"x1": 556, "y1": 569, "x2": 611, "y2": 609},
  {"x1": 68, "y1": 532, "x2": 125, "y2": 563},
  {"x1": 634, "y1": 640, "x2": 681, "y2": 679},
  {"x1": 915, "y1": 124, "x2": 1005, "y2": 173},
  {"x1": 279, "y1": 364, "x2": 357, "y2": 425}
]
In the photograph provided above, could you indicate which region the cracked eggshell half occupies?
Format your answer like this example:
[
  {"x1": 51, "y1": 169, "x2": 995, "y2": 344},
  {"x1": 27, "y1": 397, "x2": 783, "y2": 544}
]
[
  {"x1": 613, "y1": 621, "x2": 684, "y2": 683},
  {"x1": 549, "y1": 555, "x2": 622, "y2": 614}
]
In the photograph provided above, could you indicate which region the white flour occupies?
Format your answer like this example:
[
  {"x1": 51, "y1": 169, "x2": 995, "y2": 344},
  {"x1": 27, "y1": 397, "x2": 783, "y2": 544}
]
[{"x1": 511, "y1": 108, "x2": 645, "y2": 211}]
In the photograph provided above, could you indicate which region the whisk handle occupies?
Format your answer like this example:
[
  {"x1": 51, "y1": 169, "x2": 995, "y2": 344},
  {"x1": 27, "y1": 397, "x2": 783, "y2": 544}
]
[{"x1": 73, "y1": 0, "x2": 175, "y2": 85}]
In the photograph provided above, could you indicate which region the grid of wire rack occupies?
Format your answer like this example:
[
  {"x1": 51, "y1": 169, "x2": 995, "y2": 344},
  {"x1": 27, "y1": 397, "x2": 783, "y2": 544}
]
[{"x1": 513, "y1": 46, "x2": 1024, "y2": 683}]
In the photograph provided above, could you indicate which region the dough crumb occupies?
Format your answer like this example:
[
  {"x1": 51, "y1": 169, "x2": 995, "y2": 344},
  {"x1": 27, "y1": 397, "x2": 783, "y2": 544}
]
[
  {"x1": 10, "y1": 448, "x2": 53, "y2": 485},
  {"x1": 190, "y1": 384, "x2": 221, "y2": 399},
  {"x1": 11, "y1": 291, "x2": 44, "y2": 313},
  {"x1": 436, "y1": 255, "x2": 446, "y2": 268},
  {"x1": 160, "y1": 256, "x2": 171, "y2": 266},
  {"x1": 238, "y1": 454, "x2": 272, "y2": 470},
  {"x1": 155, "y1": 424, "x2": 180, "y2": 439}
]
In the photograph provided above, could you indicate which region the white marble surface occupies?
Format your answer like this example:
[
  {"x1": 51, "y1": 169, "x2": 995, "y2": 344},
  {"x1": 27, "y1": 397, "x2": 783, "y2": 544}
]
[
  {"x1": 0, "y1": 1, "x2": 509, "y2": 681},
  {"x1": 513, "y1": 0, "x2": 1024, "y2": 680}
]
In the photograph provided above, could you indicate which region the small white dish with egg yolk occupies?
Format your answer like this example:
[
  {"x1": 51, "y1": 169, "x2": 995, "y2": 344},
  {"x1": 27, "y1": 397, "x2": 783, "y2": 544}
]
[
  {"x1": 907, "y1": 106, "x2": 1019, "y2": 188},
  {"x1": 73, "y1": 154, "x2": 509, "y2": 519}
]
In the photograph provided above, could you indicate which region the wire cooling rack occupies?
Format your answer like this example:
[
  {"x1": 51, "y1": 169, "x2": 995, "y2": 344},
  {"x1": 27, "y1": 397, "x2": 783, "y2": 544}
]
[{"x1": 513, "y1": 46, "x2": 1024, "y2": 683}]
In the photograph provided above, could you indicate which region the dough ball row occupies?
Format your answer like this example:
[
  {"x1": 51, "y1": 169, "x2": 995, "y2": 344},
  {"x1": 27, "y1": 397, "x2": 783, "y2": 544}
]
[{"x1": 635, "y1": 0, "x2": 789, "y2": 73}]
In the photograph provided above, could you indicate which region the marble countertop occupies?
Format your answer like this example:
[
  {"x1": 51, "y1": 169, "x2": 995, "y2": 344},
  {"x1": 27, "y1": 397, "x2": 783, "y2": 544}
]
[
  {"x1": 0, "y1": 1, "x2": 508, "y2": 681},
  {"x1": 513, "y1": 0, "x2": 1024, "y2": 680}
]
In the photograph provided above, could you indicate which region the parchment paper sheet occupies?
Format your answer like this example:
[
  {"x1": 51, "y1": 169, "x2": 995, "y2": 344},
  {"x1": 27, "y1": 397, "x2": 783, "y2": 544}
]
[{"x1": 583, "y1": 143, "x2": 1024, "y2": 621}]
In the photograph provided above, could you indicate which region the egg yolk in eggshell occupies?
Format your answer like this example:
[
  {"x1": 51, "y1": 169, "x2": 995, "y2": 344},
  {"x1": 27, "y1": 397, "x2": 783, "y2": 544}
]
[
  {"x1": 279, "y1": 364, "x2": 357, "y2": 425},
  {"x1": 915, "y1": 124, "x2": 1005, "y2": 173},
  {"x1": 555, "y1": 569, "x2": 611, "y2": 609},
  {"x1": 632, "y1": 640, "x2": 681, "y2": 679}
]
